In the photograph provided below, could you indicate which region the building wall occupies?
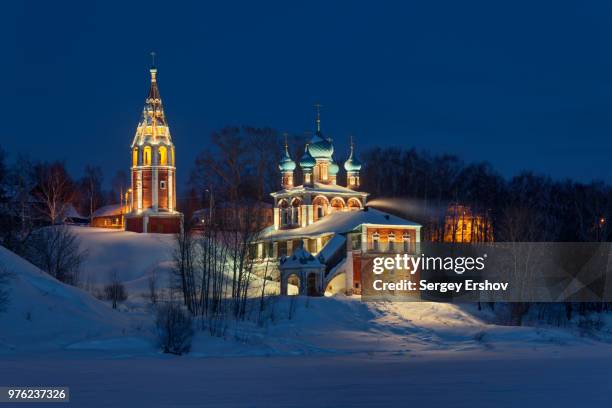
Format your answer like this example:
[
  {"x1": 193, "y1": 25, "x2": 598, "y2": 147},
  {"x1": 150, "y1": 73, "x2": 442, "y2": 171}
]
[
  {"x1": 158, "y1": 169, "x2": 169, "y2": 210},
  {"x1": 91, "y1": 215, "x2": 123, "y2": 229},
  {"x1": 142, "y1": 169, "x2": 153, "y2": 209}
]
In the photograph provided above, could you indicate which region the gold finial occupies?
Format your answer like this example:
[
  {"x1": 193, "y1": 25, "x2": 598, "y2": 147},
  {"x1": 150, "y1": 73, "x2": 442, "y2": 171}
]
[{"x1": 314, "y1": 103, "x2": 323, "y2": 133}]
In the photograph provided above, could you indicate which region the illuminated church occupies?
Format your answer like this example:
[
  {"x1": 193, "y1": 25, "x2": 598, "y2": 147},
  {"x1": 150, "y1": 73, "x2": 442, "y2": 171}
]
[
  {"x1": 254, "y1": 109, "x2": 421, "y2": 296},
  {"x1": 124, "y1": 63, "x2": 183, "y2": 233}
]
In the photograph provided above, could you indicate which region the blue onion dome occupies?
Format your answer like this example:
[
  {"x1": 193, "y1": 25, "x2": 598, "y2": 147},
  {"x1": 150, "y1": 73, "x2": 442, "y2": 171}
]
[
  {"x1": 307, "y1": 134, "x2": 334, "y2": 159},
  {"x1": 299, "y1": 145, "x2": 316, "y2": 169},
  {"x1": 344, "y1": 144, "x2": 362, "y2": 172},
  {"x1": 278, "y1": 144, "x2": 296, "y2": 172},
  {"x1": 329, "y1": 161, "x2": 339, "y2": 176}
]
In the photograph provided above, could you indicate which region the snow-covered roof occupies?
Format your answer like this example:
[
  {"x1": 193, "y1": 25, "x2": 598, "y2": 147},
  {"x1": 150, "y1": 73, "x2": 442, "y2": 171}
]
[
  {"x1": 92, "y1": 204, "x2": 124, "y2": 218},
  {"x1": 271, "y1": 182, "x2": 368, "y2": 198},
  {"x1": 64, "y1": 204, "x2": 87, "y2": 220},
  {"x1": 258, "y1": 208, "x2": 421, "y2": 241},
  {"x1": 280, "y1": 248, "x2": 323, "y2": 268},
  {"x1": 318, "y1": 234, "x2": 346, "y2": 263}
]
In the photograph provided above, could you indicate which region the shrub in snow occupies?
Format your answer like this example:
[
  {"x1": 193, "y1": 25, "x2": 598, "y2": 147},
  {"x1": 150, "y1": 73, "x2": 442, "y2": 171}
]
[
  {"x1": 0, "y1": 267, "x2": 12, "y2": 313},
  {"x1": 104, "y1": 282, "x2": 127, "y2": 309},
  {"x1": 156, "y1": 302, "x2": 194, "y2": 355}
]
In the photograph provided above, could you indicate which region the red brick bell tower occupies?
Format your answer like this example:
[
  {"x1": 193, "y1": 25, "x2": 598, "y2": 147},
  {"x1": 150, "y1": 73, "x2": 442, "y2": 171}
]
[{"x1": 125, "y1": 58, "x2": 183, "y2": 233}]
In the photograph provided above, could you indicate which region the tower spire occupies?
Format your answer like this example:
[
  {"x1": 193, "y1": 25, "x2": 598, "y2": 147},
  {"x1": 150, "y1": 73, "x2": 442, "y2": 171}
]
[{"x1": 149, "y1": 52, "x2": 157, "y2": 83}]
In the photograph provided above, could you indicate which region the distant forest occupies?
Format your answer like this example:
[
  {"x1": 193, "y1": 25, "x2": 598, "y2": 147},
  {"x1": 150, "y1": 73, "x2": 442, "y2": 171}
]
[{"x1": 1, "y1": 126, "x2": 611, "y2": 249}]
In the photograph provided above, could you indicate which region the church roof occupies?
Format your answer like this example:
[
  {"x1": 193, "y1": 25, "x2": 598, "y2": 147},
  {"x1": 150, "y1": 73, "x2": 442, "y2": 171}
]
[
  {"x1": 344, "y1": 141, "x2": 362, "y2": 172},
  {"x1": 299, "y1": 146, "x2": 316, "y2": 168},
  {"x1": 280, "y1": 248, "x2": 323, "y2": 268},
  {"x1": 258, "y1": 207, "x2": 420, "y2": 241},
  {"x1": 278, "y1": 142, "x2": 296, "y2": 172},
  {"x1": 271, "y1": 182, "x2": 368, "y2": 198}
]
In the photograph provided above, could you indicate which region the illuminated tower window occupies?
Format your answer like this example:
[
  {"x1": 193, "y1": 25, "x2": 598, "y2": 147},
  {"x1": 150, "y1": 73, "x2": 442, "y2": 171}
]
[
  {"x1": 158, "y1": 146, "x2": 167, "y2": 165},
  {"x1": 143, "y1": 146, "x2": 152, "y2": 165},
  {"x1": 132, "y1": 147, "x2": 139, "y2": 166}
]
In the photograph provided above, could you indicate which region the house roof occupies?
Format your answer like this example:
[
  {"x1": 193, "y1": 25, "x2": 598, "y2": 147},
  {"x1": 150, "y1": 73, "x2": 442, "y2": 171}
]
[
  {"x1": 92, "y1": 204, "x2": 124, "y2": 218},
  {"x1": 258, "y1": 207, "x2": 421, "y2": 241}
]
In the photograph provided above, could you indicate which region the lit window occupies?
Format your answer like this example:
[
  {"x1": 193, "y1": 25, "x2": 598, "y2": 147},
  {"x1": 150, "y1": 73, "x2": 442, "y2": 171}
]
[
  {"x1": 372, "y1": 232, "x2": 380, "y2": 251},
  {"x1": 132, "y1": 147, "x2": 139, "y2": 166},
  {"x1": 388, "y1": 232, "x2": 396, "y2": 252},
  {"x1": 143, "y1": 146, "x2": 152, "y2": 165},
  {"x1": 403, "y1": 231, "x2": 411, "y2": 252},
  {"x1": 158, "y1": 146, "x2": 168, "y2": 165}
]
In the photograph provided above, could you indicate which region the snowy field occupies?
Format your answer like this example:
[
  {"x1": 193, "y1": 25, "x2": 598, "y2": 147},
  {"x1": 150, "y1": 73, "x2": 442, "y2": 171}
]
[
  {"x1": 2, "y1": 227, "x2": 612, "y2": 407},
  {"x1": 2, "y1": 350, "x2": 612, "y2": 408}
]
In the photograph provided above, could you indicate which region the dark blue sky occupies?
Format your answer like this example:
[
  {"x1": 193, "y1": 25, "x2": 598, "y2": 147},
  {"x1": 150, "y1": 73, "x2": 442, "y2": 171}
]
[{"x1": 4, "y1": 0, "x2": 612, "y2": 187}]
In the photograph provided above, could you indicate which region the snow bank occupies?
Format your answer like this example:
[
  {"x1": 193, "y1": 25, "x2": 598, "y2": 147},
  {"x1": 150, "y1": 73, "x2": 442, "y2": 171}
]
[{"x1": 0, "y1": 246, "x2": 131, "y2": 352}]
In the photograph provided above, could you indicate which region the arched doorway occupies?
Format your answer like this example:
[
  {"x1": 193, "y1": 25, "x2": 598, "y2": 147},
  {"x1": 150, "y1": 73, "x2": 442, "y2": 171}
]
[
  {"x1": 307, "y1": 273, "x2": 318, "y2": 296},
  {"x1": 287, "y1": 273, "x2": 300, "y2": 296},
  {"x1": 313, "y1": 196, "x2": 329, "y2": 222}
]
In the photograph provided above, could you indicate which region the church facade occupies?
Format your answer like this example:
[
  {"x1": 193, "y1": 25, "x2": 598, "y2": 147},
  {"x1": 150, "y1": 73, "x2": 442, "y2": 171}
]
[
  {"x1": 254, "y1": 111, "x2": 421, "y2": 296},
  {"x1": 124, "y1": 64, "x2": 183, "y2": 233}
]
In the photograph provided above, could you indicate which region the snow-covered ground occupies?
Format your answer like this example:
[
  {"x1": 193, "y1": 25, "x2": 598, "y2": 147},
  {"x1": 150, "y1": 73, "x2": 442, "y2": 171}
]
[{"x1": 2, "y1": 228, "x2": 612, "y2": 407}]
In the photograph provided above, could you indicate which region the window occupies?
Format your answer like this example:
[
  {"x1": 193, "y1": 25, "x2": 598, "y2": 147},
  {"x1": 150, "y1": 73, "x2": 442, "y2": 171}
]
[
  {"x1": 160, "y1": 180, "x2": 166, "y2": 190},
  {"x1": 158, "y1": 146, "x2": 168, "y2": 165},
  {"x1": 143, "y1": 146, "x2": 152, "y2": 165},
  {"x1": 403, "y1": 231, "x2": 411, "y2": 252},
  {"x1": 132, "y1": 148, "x2": 139, "y2": 166},
  {"x1": 388, "y1": 232, "x2": 396, "y2": 252},
  {"x1": 372, "y1": 232, "x2": 380, "y2": 251}
]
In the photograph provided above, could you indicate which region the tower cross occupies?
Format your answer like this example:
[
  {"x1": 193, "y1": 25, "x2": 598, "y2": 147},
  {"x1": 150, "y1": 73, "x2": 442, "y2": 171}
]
[
  {"x1": 150, "y1": 51, "x2": 156, "y2": 68},
  {"x1": 314, "y1": 103, "x2": 323, "y2": 133}
]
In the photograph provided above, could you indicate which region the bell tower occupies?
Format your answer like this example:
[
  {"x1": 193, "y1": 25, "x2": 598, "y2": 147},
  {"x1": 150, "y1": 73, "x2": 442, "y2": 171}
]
[{"x1": 125, "y1": 55, "x2": 183, "y2": 233}]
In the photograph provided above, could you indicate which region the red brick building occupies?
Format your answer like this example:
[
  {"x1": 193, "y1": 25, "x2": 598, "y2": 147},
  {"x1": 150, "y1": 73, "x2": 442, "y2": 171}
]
[{"x1": 124, "y1": 63, "x2": 182, "y2": 233}]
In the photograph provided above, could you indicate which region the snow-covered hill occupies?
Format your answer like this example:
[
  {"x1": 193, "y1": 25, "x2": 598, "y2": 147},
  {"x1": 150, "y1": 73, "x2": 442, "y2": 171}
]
[
  {"x1": 0, "y1": 246, "x2": 132, "y2": 352},
  {"x1": 73, "y1": 227, "x2": 175, "y2": 294}
]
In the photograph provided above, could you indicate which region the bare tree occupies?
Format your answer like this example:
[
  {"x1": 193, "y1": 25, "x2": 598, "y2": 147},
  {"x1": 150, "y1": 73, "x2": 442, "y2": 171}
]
[
  {"x1": 32, "y1": 161, "x2": 75, "y2": 224},
  {"x1": 25, "y1": 226, "x2": 87, "y2": 286},
  {"x1": 79, "y1": 165, "x2": 104, "y2": 219}
]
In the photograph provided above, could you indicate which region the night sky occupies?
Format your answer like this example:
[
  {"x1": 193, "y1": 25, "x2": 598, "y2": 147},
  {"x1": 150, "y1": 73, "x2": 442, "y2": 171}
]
[{"x1": 4, "y1": 0, "x2": 612, "y2": 188}]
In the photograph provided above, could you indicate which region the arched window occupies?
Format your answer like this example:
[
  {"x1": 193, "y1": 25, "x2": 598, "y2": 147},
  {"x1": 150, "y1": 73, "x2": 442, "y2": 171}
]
[
  {"x1": 143, "y1": 146, "x2": 152, "y2": 165},
  {"x1": 278, "y1": 200, "x2": 290, "y2": 226},
  {"x1": 291, "y1": 198, "x2": 302, "y2": 225},
  {"x1": 402, "y1": 231, "x2": 411, "y2": 252},
  {"x1": 388, "y1": 232, "x2": 396, "y2": 252},
  {"x1": 132, "y1": 147, "x2": 139, "y2": 166},
  {"x1": 158, "y1": 146, "x2": 168, "y2": 165},
  {"x1": 347, "y1": 198, "x2": 362, "y2": 211},
  {"x1": 372, "y1": 232, "x2": 380, "y2": 251},
  {"x1": 330, "y1": 197, "x2": 345, "y2": 212}
]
